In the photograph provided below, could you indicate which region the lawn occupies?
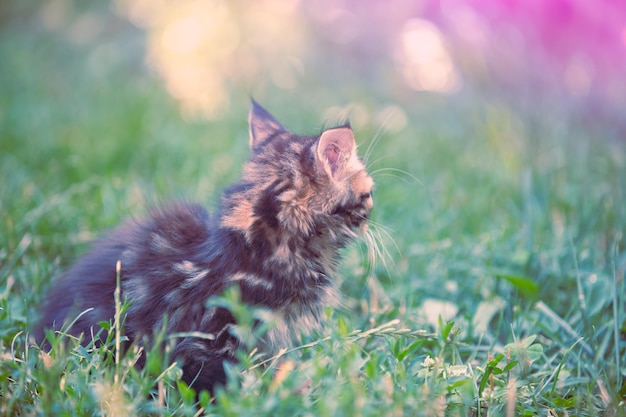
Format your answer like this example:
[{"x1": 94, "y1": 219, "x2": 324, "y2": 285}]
[{"x1": 1, "y1": 1, "x2": 624, "y2": 416}]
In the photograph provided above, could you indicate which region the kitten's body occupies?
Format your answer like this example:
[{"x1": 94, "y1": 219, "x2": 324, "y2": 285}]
[{"x1": 34, "y1": 102, "x2": 374, "y2": 393}]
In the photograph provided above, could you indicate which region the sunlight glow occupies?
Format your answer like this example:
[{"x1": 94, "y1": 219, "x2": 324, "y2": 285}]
[
  {"x1": 161, "y1": 16, "x2": 208, "y2": 55},
  {"x1": 111, "y1": 1, "x2": 624, "y2": 115},
  {"x1": 115, "y1": 0, "x2": 303, "y2": 118},
  {"x1": 396, "y1": 19, "x2": 460, "y2": 93}
]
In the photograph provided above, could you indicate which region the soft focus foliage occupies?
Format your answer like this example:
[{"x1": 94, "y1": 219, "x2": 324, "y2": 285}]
[{"x1": 1, "y1": 0, "x2": 624, "y2": 415}]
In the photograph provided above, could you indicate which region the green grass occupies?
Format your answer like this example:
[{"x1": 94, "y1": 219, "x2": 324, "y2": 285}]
[{"x1": 1, "y1": 2, "x2": 625, "y2": 416}]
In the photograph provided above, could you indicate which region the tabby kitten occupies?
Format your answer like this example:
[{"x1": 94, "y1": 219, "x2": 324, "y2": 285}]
[{"x1": 34, "y1": 101, "x2": 374, "y2": 394}]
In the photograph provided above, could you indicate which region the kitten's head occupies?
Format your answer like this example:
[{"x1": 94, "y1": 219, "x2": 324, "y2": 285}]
[{"x1": 221, "y1": 101, "x2": 374, "y2": 247}]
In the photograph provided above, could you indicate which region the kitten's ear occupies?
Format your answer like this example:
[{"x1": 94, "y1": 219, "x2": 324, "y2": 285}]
[
  {"x1": 248, "y1": 100, "x2": 285, "y2": 149},
  {"x1": 316, "y1": 127, "x2": 356, "y2": 179}
]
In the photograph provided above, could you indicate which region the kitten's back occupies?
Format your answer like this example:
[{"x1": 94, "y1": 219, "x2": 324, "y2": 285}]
[{"x1": 33, "y1": 202, "x2": 211, "y2": 347}]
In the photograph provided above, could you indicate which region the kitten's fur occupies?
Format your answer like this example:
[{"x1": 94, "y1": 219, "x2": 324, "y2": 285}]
[{"x1": 33, "y1": 101, "x2": 374, "y2": 393}]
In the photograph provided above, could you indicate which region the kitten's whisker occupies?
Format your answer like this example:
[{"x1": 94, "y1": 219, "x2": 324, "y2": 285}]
[
  {"x1": 369, "y1": 226, "x2": 397, "y2": 274},
  {"x1": 363, "y1": 154, "x2": 391, "y2": 170},
  {"x1": 364, "y1": 107, "x2": 402, "y2": 165},
  {"x1": 363, "y1": 233, "x2": 381, "y2": 276},
  {"x1": 370, "y1": 168, "x2": 423, "y2": 185},
  {"x1": 370, "y1": 223, "x2": 400, "y2": 256},
  {"x1": 358, "y1": 232, "x2": 377, "y2": 275},
  {"x1": 359, "y1": 221, "x2": 399, "y2": 277},
  {"x1": 364, "y1": 158, "x2": 384, "y2": 170},
  {"x1": 364, "y1": 139, "x2": 382, "y2": 167},
  {"x1": 368, "y1": 231, "x2": 384, "y2": 272},
  {"x1": 363, "y1": 123, "x2": 389, "y2": 165},
  {"x1": 370, "y1": 230, "x2": 382, "y2": 271},
  {"x1": 372, "y1": 172, "x2": 414, "y2": 184},
  {"x1": 372, "y1": 222, "x2": 402, "y2": 275},
  {"x1": 354, "y1": 213, "x2": 399, "y2": 262},
  {"x1": 366, "y1": 229, "x2": 380, "y2": 269},
  {"x1": 359, "y1": 214, "x2": 398, "y2": 245},
  {"x1": 363, "y1": 217, "x2": 396, "y2": 235}
]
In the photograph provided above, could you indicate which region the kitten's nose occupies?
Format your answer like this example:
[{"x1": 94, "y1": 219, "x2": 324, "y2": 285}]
[{"x1": 364, "y1": 196, "x2": 373, "y2": 211}]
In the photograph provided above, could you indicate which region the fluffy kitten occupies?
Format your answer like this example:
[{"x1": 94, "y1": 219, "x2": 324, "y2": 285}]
[{"x1": 33, "y1": 101, "x2": 374, "y2": 393}]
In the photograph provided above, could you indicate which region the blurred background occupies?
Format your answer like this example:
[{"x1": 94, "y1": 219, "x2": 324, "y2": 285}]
[
  {"x1": 1, "y1": 0, "x2": 625, "y2": 330},
  {"x1": 3, "y1": 0, "x2": 625, "y2": 126}
]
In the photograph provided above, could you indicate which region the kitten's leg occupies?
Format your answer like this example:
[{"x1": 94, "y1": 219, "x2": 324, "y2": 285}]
[{"x1": 173, "y1": 333, "x2": 239, "y2": 395}]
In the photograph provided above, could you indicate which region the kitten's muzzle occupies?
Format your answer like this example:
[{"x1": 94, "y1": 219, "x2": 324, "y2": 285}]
[
  {"x1": 333, "y1": 194, "x2": 373, "y2": 230},
  {"x1": 347, "y1": 206, "x2": 372, "y2": 230}
]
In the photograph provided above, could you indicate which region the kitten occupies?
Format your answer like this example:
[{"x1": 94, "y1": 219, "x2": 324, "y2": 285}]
[{"x1": 33, "y1": 101, "x2": 375, "y2": 394}]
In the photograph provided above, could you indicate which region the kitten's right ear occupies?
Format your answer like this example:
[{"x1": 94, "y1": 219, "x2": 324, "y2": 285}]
[
  {"x1": 248, "y1": 99, "x2": 285, "y2": 149},
  {"x1": 316, "y1": 127, "x2": 356, "y2": 180}
]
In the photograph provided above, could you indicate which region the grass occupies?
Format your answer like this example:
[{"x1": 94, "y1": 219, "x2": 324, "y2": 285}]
[{"x1": 1, "y1": 2, "x2": 625, "y2": 416}]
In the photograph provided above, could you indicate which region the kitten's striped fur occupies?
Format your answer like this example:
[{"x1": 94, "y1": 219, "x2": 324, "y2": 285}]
[{"x1": 34, "y1": 101, "x2": 374, "y2": 393}]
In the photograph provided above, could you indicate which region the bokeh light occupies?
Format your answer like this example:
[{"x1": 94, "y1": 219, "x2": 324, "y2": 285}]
[
  {"x1": 395, "y1": 18, "x2": 459, "y2": 93},
  {"x1": 115, "y1": 0, "x2": 306, "y2": 118},
  {"x1": 104, "y1": 0, "x2": 625, "y2": 131}
]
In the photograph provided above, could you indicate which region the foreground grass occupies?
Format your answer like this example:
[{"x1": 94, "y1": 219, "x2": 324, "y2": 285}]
[{"x1": 1, "y1": 3, "x2": 625, "y2": 416}]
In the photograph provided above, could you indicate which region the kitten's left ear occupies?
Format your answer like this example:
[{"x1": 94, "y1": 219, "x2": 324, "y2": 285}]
[
  {"x1": 249, "y1": 100, "x2": 285, "y2": 149},
  {"x1": 316, "y1": 127, "x2": 356, "y2": 179}
]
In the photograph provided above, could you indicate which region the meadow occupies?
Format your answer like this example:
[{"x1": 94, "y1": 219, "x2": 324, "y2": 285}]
[{"x1": 1, "y1": 1, "x2": 624, "y2": 416}]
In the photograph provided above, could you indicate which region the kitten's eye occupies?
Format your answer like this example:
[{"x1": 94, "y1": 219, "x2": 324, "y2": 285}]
[{"x1": 360, "y1": 192, "x2": 372, "y2": 200}]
